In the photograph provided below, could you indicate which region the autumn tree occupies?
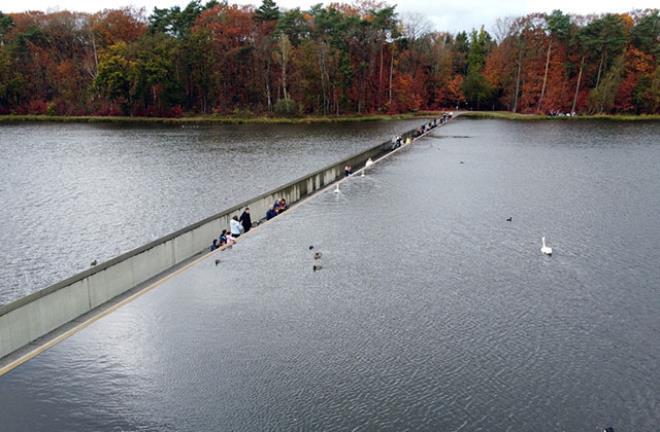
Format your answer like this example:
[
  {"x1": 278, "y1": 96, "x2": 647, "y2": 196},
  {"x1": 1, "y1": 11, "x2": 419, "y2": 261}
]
[
  {"x1": 537, "y1": 10, "x2": 570, "y2": 111},
  {"x1": 0, "y1": 4, "x2": 658, "y2": 116},
  {"x1": 94, "y1": 42, "x2": 136, "y2": 114}
]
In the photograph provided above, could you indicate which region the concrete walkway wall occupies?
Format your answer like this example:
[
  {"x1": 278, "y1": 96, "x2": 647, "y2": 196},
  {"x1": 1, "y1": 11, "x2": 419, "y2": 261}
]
[{"x1": 0, "y1": 121, "x2": 439, "y2": 360}]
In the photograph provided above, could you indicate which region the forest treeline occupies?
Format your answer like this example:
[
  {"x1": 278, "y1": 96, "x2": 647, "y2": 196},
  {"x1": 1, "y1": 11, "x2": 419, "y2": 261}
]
[{"x1": 0, "y1": 1, "x2": 658, "y2": 116}]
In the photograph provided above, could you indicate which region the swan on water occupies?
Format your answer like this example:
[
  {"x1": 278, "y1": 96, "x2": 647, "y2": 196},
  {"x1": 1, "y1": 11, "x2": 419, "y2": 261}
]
[
  {"x1": 361, "y1": 170, "x2": 365, "y2": 177},
  {"x1": 334, "y1": 183, "x2": 340, "y2": 193},
  {"x1": 541, "y1": 237, "x2": 553, "y2": 255},
  {"x1": 365, "y1": 158, "x2": 374, "y2": 168}
]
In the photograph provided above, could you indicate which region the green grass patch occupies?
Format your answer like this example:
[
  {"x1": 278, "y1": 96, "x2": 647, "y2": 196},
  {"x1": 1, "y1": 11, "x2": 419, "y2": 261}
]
[
  {"x1": 459, "y1": 111, "x2": 660, "y2": 121},
  {"x1": 0, "y1": 112, "x2": 439, "y2": 125}
]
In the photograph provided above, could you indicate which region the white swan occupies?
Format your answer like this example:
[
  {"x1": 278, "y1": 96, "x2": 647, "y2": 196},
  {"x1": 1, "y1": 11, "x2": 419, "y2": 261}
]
[
  {"x1": 361, "y1": 170, "x2": 365, "y2": 177},
  {"x1": 334, "y1": 183, "x2": 340, "y2": 193},
  {"x1": 541, "y1": 237, "x2": 553, "y2": 255},
  {"x1": 365, "y1": 158, "x2": 374, "y2": 168}
]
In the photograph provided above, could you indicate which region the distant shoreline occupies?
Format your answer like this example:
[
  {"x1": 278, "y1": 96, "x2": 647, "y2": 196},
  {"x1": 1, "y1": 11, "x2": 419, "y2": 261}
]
[
  {"x1": 1, "y1": 112, "x2": 658, "y2": 125},
  {"x1": 459, "y1": 111, "x2": 660, "y2": 121},
  {"x1": 0, "y1": 113, "x2": 438, "y2": 125}
]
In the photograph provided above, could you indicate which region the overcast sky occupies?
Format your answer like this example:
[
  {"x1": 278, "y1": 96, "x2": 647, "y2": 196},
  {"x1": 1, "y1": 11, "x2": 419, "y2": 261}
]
[{"x1": 2, "y1": 0, "x2": 657, "y2": 34}]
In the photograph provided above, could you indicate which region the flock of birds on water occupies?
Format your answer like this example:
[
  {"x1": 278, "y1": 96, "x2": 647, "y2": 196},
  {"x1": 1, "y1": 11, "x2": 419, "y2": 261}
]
[
  {"x1": 329, "y1": 156, "x2": 554, "y2": 272},
  {"x1": 233, "y1": 154, "x2": 551, "y2": 274},
  {"x1": 89, "y1": 142, "x2": 554, "y2": 269},
  {"x1": 101, "y1": 155, "x2": 552, "y2": 272},
  {"x1": 306, "y1": 229, "x2": 551, "y2": 273},
  {"x1": 459, "y1": 161, "x2": 553, "y2": 256},
  {"x1": 78, "y1": 126, "x2": 611, "y2": 432}
]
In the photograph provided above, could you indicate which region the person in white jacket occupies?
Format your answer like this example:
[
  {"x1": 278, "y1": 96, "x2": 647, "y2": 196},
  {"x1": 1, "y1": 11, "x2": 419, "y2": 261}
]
[{"x1": 230, "y1": 216, "x2": 243, "y2": 238}]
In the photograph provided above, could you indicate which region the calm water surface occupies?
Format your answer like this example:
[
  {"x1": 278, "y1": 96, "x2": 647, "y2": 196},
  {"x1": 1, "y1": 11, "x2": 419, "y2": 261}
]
[
  {"x1": 0, "y1": 119, "x2": 658, "y2": 431},
  {"x1": 0, "y1": 120, "x2": 420, "y2": 304}
]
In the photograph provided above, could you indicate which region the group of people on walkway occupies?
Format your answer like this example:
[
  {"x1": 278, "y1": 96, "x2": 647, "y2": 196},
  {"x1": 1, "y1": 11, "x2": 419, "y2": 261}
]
[
  {"x1": 266, "y1": 198, "x2": 289, "y2": 220},
  {"x1": 548, "y1": 110, "x2": 576, "y2": 117},
  {"x1": 412, "y1": 113, "x2": 452, "y2": 137},
  {"x1": 390, "y1": 135, "x2": 404, "y2": 150},
  {"x1": 210, "y1": 198, "x2": 290, "y2": 251},
  {"x1": 209, "y1": 115, "x2": 453, "y2": 253},
  {"x1": 210, "y1": 207, "x2": 253, "y2": 251}
]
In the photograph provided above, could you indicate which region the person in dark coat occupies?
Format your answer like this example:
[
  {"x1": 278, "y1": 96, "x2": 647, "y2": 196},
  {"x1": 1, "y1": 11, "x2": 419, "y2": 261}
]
[
  {"x1": 239, "y1": 207, "x2": 252, "y2": 233},
  {"x1": 266, "y1": 205, "x2": 277, "y2": 220}
]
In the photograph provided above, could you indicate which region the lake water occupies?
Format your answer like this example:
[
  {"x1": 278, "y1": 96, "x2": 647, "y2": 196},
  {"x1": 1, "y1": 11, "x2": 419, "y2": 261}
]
[
  {"x1": 0, "y1": 120, "x2": 421, "y2": 305},
  {"x1": 0, "y1": 119, "x2": 659, "y2": 431}
]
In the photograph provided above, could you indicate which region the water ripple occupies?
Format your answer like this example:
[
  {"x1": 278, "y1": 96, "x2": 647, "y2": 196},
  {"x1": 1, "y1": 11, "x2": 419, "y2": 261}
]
[{"x1": 1, "y1": 119, "x2": 659, "y2": 431}]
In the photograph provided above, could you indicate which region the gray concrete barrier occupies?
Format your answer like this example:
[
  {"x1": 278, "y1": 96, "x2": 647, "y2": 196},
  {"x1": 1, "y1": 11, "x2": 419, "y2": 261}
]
[{"x1": 0, "y1": 120, "x2": 440, "y2": 360}]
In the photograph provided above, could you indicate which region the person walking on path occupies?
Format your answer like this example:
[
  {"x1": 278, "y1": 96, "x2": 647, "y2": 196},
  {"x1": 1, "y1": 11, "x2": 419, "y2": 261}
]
[
  {"x1": 240, "y1": 207, "x2": 252, "y2": 233},
  {"x1": 230, "y1": 215, "x2": 243, "y2": 238}
]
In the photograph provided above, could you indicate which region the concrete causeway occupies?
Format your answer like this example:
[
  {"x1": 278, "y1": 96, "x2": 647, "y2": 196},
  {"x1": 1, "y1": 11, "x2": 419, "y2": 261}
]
[{"x1": 0, "y1": 115, "x2": 455, "y2": 371}]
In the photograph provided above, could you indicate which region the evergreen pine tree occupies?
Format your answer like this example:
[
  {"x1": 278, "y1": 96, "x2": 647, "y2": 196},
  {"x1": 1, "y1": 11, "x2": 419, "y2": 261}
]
[{"x1": 254, "y1": 0, "x2": 280, "y2": 22}]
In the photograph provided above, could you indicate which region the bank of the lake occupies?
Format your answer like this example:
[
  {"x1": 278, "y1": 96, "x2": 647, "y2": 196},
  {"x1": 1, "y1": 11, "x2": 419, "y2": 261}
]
[
  {"x1": 0, "y1": 113, "x2": 440, "y2": 125},
  {"x1": 4, "y1": 111, "x2": 659, "y2": 124},
  {"x1": 460, "y1": 111, "x2": 660, "y2": 121}
]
